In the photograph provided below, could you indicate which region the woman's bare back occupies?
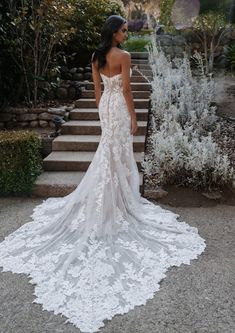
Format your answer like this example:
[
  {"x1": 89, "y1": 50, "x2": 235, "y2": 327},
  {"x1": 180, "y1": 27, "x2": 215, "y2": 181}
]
[{"x1": 99, "y1": 47, "x2": 129, "y2": 77}]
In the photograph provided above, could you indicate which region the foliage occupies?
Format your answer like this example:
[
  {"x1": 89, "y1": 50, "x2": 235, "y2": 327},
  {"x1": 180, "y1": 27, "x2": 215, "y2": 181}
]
[
  {"x1": 192, "y1": 11, "x2": 232, "y2": 73},
  {"x1": 200, "y1": 0, "x2": 235, "y2": 23},
  {"x1": 0, "y1": 0, "x2": 124, "y2": 107},
  {"x1": 122, "y1": 29, "x2": 152, "y2": 51},
  {"x1": 135, "y1": 28, "x2": 155, "y2": 35},
  {"x1": 66, "y1": 0, "x2": 125, "y2": 66},
  {"x1": 0, "y1": 2, "x2": 22, "y2": 108},
  {"x1": 226, "y1": 42, "x2": 235, "y2": 69},
  {"x1": 219, "y1": 41, "x2": 235, "y2": 69},
  {"x1": 0, "y1": 130, "x2": 42, "y2": 195},
  {"x1": 158, "y1": 0, "x2": 234, "y2": 72},
  {"x1": 123, "y1": 35, "x2": 151, "y2": 51},
  {"x1": 0, "y1": 0, "x2": 76, "y2": 107},
  {"x1": 141, "y1": 33, "x2": 234, "y2": 191},
  {"x1": 159, "y1": 0, "x2": 176, "y2": 32}
]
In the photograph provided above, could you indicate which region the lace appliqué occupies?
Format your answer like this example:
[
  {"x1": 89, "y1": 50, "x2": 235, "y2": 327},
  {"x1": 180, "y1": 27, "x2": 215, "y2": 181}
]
[{"x1": 0, "y1": 67, "x2": 206, "y2": 333}]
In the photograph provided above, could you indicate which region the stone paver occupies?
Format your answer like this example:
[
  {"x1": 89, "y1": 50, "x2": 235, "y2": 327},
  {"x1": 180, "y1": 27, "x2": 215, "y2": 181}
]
[{"x1": 0, "y1": 197, "x2": 234, "y2": 333}]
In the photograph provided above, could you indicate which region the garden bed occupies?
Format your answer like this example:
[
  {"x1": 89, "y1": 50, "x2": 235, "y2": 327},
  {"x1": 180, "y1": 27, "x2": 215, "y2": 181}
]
[{"x1": 148, "y1": 183, "x2": 235, "y2": 207}]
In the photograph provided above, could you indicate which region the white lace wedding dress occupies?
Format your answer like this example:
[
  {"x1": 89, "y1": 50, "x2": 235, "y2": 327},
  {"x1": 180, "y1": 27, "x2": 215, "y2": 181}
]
[{"x1": 0, "y1": 68, "x2": 206, "y2": 333}]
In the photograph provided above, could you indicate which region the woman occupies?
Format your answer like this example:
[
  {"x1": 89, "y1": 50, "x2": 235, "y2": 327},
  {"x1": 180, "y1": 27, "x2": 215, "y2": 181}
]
[
  {"x1": 0, "y1": 15, "x2": 206, "y2": 333},
  {"x1": 91, "y1": 15, "x2": 138, "y2": 136}
]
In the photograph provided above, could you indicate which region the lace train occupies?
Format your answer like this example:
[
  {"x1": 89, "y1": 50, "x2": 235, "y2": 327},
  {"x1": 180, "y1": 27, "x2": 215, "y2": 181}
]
[{"x1": 0, "y1": 68, "x2": 206, "y2": 333}]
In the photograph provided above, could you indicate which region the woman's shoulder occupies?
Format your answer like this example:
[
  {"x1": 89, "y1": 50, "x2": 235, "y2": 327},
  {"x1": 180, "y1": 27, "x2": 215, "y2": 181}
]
[
  {"x1": 116, "y1": 48, "x2": 130, "y2": 55},
  {"x1": 110, "y1": 46, "x2": 128, "y2": 54},
  {"x1": 114, "y1": 48, "x2": 130, "y2": 60}
]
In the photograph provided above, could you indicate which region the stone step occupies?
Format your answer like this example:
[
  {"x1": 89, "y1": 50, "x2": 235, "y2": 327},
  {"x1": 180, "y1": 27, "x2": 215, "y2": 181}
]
[
  {"x1": 43, "y1": 151, "x2": 144, "y2": 172},
  {"x1": 52, "y1": 134, "x2": 146, "y2": 152},
  {"x1": 132, "y1": 70, "x2": 144, "y2": 76},
  {"x1": 133, "y1": 69, "x2": 152, "y2": 76},
  {"x1": 32, "y1": 171, "x2": 144, "y2": 197},
  {"x1": 61, "y1": 120, "x2": 147, "y2": 135},
  {"x1": 75, "y1": 98, "x2": 149, "y2": 109},
  {"x1": 132, "y1": 69, "x2": 152, "y2": 77},
  {"x1": 81, "y1": 90, "x2": 150, "y2": 99},
  {"x1": 130, "y1": 52, "x2": 149, "y2": 59},
  {"x1": 132, "y1": 75, "x2": 148, "y2": 82},
  {"x1": 134, "y1": 64, "x2": 151, "y2": 70},
  {"x1": 69, "y1": 108, "x2": 148, "y2": 121},
  {"x1": 131, "y1": 59, "x2": 149, "y2": 64},
  {"x1": 84, "y1": 82, "x2": 151, "y2": 91}
]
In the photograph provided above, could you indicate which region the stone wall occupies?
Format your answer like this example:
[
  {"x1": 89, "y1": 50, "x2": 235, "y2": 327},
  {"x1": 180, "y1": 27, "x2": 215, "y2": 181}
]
[
  {"x1": 0, "y1": 105, "x2": 73, "y2": 130},
  {"x1": 0, "y1": 65, "x2": 93, "y2": 129},
  {"x1": 38, "y1": 65, "x2": 92, "y2": 101},
  {"x1": 60, "y1": 65, "x2": 92, "y2": 81},
  {"x1": 47, "y1": 65, "x2": 92, "y2": 100},
  {"x1": 0, "y1": 66, "x2": 93, "y2": 129}
]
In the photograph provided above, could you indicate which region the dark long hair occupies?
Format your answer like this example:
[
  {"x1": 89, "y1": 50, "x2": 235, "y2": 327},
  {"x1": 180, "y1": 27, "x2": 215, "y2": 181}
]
[{"x1": 92, "y1": 15, "x2": 127, "y2": 70}]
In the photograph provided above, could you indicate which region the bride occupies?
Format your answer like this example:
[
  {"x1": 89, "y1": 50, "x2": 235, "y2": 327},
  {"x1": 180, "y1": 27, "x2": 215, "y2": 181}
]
[{"x1": 0, "y1": 15, "x2": 206, "y2": 333}]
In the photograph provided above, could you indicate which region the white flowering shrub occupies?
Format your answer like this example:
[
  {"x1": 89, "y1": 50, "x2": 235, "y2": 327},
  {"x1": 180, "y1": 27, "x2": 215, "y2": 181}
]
[{"x1": 141, "y1": 34, "x2": 234, "y2": 191}]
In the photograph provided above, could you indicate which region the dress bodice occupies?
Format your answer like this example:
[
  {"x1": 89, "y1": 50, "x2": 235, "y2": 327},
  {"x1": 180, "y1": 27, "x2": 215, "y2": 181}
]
[{"x1": 100, "y1": 68, "x2": 133, "y2": 93}]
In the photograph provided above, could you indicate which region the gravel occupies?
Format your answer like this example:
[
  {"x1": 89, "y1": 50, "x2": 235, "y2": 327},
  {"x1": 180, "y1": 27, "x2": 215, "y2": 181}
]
[{"x1": 0, "y1": 197, "x2": 234, "y2": 333}]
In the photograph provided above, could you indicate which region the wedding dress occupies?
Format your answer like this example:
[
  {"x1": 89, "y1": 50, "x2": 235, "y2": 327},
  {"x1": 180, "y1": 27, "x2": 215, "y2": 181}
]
[{"x1": 0, "y1": 68, "x2": 206, "y2": 333}]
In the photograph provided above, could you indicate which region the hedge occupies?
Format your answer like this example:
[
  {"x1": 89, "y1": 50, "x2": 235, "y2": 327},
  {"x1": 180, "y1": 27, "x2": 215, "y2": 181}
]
[{"x1": 0, "y1": 130, "x2": 42, "y2": 195}]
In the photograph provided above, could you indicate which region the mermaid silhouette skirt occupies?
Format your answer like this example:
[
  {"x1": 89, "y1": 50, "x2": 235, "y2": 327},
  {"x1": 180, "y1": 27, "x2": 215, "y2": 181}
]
[{"x1": 0, "y1": 69, "x2": 206, "y2": 333}]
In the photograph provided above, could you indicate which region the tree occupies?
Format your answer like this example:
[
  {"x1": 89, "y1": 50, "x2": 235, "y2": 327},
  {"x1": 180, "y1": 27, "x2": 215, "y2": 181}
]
[
  {"x1": 68, "y1": 0, "x2": 124, "y2": 54},
  {"x1": 155, "y1": 0, "x2": 235, "y2": 73},
  {"x1": 0, "y1": 1, "x2": 19, "y2": 107},
  {"x1": 1, "y1": 0, "x2": 76, "y2": 107},
  {"x1": 0, "y1": 0, "x2": 124, "y2": 107},
  {"x1": 200, "y1": 0, "x2": 235, "y2": 23},
  {"x1": 159, "y1": 0, "x2": 175, "y2": 28},
  {"x1": 192, "y1": 0, "x2": 234, "y2": 74}
]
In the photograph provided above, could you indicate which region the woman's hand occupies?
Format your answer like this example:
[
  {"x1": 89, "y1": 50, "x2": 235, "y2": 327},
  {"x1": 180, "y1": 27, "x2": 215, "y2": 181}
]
[{"x1": 130, "y1": 116, "x2": 138, "y2": 135}]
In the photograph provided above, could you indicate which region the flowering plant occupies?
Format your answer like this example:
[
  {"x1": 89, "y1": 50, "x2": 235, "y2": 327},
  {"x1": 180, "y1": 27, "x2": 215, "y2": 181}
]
[{"x1": 141, "y1": 33, "x2": 234, "y2": 191}]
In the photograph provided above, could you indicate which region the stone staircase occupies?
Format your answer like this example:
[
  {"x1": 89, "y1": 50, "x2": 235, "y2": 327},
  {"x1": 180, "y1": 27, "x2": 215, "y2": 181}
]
[{"x1": 32, "y1": 52, "x2": 151, "y2": 197}]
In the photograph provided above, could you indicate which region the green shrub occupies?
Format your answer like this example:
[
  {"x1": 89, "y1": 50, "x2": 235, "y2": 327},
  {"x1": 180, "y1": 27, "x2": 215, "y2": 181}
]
[
  {"x1": 0, "y1": 0, "x2": 124, "y2": 106},
  {"x1": 123, "y1": 38, "x2": 151, "y2": 52},
  {"x1": 135, "y1": 29, "x2": 155, "y2": 36},
  {"x1": 227, "y1": 43, "x2": 235, "y2": 70},
  {"x1": 159, "y1": 0, "x2": 175, "y2": 30},
  {"x1": 66, "y1": 0, "x2": 125, "y2": 66},
  {"x1": 0, "y1": 130, "x2": 42, "y2": 195}
]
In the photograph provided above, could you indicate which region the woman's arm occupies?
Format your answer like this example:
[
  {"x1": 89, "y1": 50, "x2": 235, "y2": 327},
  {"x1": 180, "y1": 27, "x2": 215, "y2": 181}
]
[
  {"x1": 91, "y1": 53, "x2": 101, "y2": 108},
  {"x1": 121, "y1": 52, "x2": 138, "y2": 135}
]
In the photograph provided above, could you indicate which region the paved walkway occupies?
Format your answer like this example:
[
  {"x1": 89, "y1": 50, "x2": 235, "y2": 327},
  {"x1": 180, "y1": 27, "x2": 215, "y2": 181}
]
[{"x1": 0, "y1": 197, "x2": 234, "y2": 333}]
